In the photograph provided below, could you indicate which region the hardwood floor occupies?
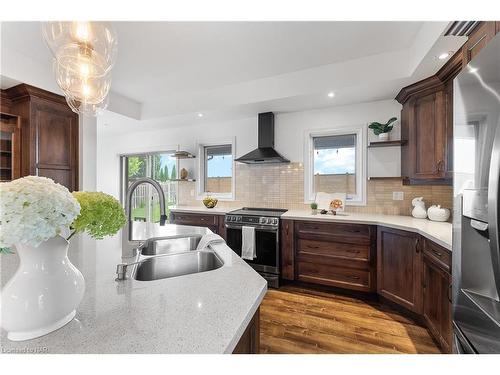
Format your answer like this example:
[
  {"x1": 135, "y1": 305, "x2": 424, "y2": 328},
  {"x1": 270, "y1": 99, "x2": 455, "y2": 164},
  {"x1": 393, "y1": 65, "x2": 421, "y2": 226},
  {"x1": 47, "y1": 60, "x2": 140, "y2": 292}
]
[{"x1": 260, "y1": 285, "x2": 441, "y2": 354}]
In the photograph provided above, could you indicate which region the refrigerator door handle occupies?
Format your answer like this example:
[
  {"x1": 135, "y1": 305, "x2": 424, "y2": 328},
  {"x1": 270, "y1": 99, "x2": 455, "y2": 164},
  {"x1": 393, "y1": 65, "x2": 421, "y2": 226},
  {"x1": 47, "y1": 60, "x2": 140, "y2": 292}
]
[{"x1": 488, "y1": 117, "x2": 500, "y2": 294}]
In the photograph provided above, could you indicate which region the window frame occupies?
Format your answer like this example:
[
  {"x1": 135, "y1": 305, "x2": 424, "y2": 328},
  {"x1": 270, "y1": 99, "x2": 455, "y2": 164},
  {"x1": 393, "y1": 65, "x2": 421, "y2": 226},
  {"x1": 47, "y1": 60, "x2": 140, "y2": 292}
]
[
  {"x1": 304, "y1": 126, "x2": 366, "y2": 205},
  {"x1": 196, "y1": 137, "x2": 236, "y2": 201}
]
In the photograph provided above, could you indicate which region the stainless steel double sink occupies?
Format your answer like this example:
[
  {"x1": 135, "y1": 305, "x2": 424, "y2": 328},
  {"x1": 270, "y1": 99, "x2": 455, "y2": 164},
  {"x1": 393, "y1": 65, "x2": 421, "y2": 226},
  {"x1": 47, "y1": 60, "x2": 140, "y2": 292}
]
[{"x1": 117, "y1": 235, "x2": 224, "y2": 281}]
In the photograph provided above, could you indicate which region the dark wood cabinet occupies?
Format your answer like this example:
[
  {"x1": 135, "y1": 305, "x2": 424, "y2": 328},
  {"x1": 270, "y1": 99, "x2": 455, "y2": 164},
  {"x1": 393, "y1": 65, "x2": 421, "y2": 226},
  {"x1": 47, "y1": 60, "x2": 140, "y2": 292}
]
[
  {"x1": 422, "y1": 239, "x2": 452, "y2": 353},
  {"x1": 232, "y1": 308, "x2": 260, "y2": 354},
  {"x1": 0, "y1": 112, "x2": 21, "y2": 182},
  {"x1": 281, "y1": 219, "x2": 295, "y2": 281},
  {"x1": 377, "y1": 226, "x2": 422, "y2": 313},
  {"x1": 397, "y1": 80, "x2": 451, "y2": 186},
  {"x1": 2, "y1": 84, "x2": 79, "y2": 191},
  {"x1": 293, "y1": 221, "x2": 376, "y2": 292},
  {"x1": 170, "y1": 211, "x2": 225, "y2": 239},
  {"x1": 396, "y1": 21, "x2": 500, "y2": 186},
  {"x1": 462, "y1": 22, "x2": 497, "y2": 65}
]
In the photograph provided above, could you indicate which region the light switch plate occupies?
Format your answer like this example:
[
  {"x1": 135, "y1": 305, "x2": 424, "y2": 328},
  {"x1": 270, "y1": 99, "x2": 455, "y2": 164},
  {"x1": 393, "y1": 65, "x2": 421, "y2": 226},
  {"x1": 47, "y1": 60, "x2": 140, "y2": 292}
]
[{"x1": 392, "y1": 191, "x2": 404, "y2": 201}]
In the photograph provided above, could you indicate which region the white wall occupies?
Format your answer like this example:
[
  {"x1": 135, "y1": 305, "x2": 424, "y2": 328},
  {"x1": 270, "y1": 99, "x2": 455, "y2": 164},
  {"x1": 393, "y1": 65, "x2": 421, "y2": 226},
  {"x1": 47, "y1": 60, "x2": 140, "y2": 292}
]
[{"x1": 97, "y1": 99, "x2": 401, "y2": 199}]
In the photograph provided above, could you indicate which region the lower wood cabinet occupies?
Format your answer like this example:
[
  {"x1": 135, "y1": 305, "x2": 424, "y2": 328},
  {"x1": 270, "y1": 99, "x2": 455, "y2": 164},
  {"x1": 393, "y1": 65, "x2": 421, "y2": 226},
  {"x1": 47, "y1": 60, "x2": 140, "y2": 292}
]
[
  {"x1": 422, "y1": 240, "x2": 452, "y2": 352},
  {"x1": 169, "y1": 211, "x2": 225, "y2": 239},
  {"x1": 283, "y1": 220, "x2": 377, "y2": 292},
  {"x1": 377, "y1": 226, "x2": 422, "y2": 313},
  {"x1": 232, "y1": 308, "x2": 260, "y2": 354}
]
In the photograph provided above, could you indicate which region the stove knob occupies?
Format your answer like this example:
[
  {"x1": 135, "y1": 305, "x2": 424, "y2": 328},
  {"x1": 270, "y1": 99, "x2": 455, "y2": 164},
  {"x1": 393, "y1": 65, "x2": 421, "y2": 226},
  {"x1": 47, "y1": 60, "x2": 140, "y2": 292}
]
[
  {"x1": 273, "y1": 219, "x2": 278, "y2": 225},
  {"x1": 259, "y1": 218, "x2": 265, "y2": 224},
  {"x1": 266, "y1": 218, "x2": 271, "y2": 224},
  {"x1": 237, "y1": 217, "x2": 242, "y2": 222}
]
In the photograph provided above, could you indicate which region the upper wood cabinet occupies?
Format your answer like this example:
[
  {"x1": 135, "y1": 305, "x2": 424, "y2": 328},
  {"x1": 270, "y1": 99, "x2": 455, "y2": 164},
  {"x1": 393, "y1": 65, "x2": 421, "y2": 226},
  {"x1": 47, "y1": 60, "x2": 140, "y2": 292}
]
[
  {"x1": 3, "y1": 84, "x2": 79, "y2": 191},
  {"x1": 396, "y1": 21, "x2": 499, "y2": 186},
  {"x1": 462, "y1": 22, "x2": 497, "y2": 65},
  {"x1": 0, "y1": 112, "x2": 22, "y2": 182},
  {"x1": 377, "y1": 226, "x2": 423, "y2": 313},
  {"x1": 397, "y1": 77, "x2": 452, "y2": 185}
]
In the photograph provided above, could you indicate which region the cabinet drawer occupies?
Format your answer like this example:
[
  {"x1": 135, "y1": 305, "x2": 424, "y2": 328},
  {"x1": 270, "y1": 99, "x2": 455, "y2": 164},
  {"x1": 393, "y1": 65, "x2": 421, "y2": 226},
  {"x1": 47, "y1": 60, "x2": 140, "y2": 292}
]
[
  {"x1": 424, "y1": 239, "x2": 451, "y2": 272},
  {"x1": 295, "y1": 221, "x2": 372, "y2": 244},
  {"x1": 297, "y1": 238, "x2": 370, "y2": 262},
  {"x1": 297, "y1": 261, "x2": 373, "y2": 292},
  {"x1": 170, "y1": 212, "x2": 218, "y2": 226}
]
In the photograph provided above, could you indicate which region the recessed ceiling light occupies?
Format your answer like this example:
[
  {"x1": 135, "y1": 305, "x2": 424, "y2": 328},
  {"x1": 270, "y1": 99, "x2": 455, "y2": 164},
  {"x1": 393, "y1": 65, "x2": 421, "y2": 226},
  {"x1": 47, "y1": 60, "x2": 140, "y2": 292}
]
[
  {"x1": 437, "y1": 51, "x2": 454, "y2": 60},
  {"x1": 327, "y1": 92, "x2": 335, "y2": 98},
  {"x1": 197, "y1": 113, "x2": 203, "y2": 118}
]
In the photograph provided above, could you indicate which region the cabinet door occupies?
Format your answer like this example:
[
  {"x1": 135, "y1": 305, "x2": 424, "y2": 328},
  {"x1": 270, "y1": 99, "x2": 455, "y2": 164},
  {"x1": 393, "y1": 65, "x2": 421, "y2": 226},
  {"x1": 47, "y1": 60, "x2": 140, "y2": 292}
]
[
  {"x1": 411, "y1": 92, "x2": 446, "y2": 181},
  {"x1": 32, "y1": 99, "x2": 78, "y2": 191},
  {"x1": 170, "y1": 212, "x2": 219, "y2": 234},
  {"x1": 280, "y1": 219, "x2": 294, "y2": 281},
  {"x1": 377, "y1": 227, "x2": 422, "y2": 313},
  {"x1": 423, "y1": 254, "x2": 452, "y2": 353}
]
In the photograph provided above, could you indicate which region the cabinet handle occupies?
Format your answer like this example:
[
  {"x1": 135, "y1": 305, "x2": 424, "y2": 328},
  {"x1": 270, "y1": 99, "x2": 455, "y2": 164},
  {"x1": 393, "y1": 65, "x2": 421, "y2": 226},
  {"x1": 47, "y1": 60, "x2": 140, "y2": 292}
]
[
  {"x1": 448, "y1": 283, "x2": 452, "y2": 303},
  {"x1": 437, "y1": 160, "x2": 444, "y2": 172},
  {"x1": 415, "y1": 237, "x2": 420, "y2": 253},
  {"x1": 432, "y1": 249, "x2": 443, "y2": 258},
  {"x1": 307, "y1": 245, "x2": 319, "y2": 249}
]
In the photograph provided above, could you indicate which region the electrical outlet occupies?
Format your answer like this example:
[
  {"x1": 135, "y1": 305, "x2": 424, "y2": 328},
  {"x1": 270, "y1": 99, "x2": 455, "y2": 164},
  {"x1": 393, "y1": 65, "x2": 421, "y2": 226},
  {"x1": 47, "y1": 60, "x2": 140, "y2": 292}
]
[{"x1": 392, "y1": 191, "x2": 404, "y2": 201}]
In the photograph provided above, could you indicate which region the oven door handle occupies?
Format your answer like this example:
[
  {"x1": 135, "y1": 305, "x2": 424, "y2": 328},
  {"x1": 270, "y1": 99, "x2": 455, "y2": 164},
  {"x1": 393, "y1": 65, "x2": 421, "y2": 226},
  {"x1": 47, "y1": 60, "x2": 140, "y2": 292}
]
[{"x1": 225, "y1": 224, "x2": 279, "y2": 232}]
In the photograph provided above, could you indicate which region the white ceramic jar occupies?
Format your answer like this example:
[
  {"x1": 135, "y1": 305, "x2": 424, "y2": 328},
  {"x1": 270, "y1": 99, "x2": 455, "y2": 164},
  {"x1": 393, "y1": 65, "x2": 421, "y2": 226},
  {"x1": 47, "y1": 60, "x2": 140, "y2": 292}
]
[{"x1": 427, "y1": 205, "x2": 451, "y2": 222}]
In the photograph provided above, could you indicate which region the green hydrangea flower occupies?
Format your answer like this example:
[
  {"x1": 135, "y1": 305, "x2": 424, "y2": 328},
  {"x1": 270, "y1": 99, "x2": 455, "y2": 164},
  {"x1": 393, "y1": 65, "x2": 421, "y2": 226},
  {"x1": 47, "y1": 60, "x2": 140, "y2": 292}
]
[{"x1": 70, "y1": 192, "x2": 126, "y2": 240}]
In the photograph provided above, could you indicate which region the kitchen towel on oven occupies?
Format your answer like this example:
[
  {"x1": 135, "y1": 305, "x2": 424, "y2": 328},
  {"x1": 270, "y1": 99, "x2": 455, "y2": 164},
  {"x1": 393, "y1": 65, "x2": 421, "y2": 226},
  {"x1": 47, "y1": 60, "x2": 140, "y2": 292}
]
[{"x1": 241, "y1": 226, "x2": 256, "y2": 260}]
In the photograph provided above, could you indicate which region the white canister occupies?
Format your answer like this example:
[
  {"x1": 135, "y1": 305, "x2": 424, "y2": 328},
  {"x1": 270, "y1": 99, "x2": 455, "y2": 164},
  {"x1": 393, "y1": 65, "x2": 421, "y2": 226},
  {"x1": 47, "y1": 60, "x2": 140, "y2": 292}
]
[{"x1": 427, "y1": 205, "x2": 451, "y2": 222}]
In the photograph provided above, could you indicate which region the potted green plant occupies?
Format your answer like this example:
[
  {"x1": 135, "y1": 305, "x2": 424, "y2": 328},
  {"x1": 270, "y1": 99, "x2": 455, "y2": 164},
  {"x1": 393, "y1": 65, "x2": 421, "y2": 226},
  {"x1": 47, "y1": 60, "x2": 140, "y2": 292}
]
[
  {"x1": 368, "y1": 117, "x2": 397, "y2": 141},
  {"x1": 310, "y1": 202, "x2": 318, "y2": 215}
]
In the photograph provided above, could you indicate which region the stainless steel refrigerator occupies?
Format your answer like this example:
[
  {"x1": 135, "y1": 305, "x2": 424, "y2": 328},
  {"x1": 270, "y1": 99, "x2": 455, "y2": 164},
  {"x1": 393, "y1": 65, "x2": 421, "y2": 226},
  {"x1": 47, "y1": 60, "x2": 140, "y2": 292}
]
[{"x1": 453, "y1": 33, "x2": 500, "y2": 353}]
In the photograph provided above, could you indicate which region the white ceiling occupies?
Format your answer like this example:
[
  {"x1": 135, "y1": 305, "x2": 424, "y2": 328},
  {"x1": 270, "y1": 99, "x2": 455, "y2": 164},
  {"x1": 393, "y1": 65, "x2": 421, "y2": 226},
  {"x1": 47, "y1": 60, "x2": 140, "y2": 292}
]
[{"x1": 1, "y1": 21, "x2": 466, "y2": 128}]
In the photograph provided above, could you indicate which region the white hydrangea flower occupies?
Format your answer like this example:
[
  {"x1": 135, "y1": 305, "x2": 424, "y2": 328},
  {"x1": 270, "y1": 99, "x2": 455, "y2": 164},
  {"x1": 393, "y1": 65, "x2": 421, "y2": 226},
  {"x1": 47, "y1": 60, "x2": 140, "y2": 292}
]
[{"x1": 0, "y1": 176, "x2": 81, "y2": 248}]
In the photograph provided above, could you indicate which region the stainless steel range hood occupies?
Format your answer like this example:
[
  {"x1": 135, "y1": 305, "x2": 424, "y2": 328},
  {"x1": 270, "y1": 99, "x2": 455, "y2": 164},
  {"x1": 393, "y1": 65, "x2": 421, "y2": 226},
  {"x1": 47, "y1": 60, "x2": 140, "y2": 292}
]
[{"x1": 235, "y1": 112, "x2": 290, "y2": 164}]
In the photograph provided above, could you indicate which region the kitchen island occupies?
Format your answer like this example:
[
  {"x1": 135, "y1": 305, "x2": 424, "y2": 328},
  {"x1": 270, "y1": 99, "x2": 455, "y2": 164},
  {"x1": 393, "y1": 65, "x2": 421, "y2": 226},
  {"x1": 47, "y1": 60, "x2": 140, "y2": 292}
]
[{"x1": 0, "y1": 225, "x2": 267, "y2": 354}]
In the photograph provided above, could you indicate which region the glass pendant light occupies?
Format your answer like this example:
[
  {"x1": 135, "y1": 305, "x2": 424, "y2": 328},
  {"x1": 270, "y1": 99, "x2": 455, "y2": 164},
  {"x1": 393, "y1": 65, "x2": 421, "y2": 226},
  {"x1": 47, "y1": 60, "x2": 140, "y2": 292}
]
[{"x1": 42, "y1": 21, "x2": 118, "y2": 117}]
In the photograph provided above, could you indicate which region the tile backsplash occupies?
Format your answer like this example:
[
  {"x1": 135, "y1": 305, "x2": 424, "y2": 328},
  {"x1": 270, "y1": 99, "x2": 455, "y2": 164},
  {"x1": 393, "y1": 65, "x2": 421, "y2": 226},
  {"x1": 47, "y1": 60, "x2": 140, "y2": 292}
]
[{"x1": 178, "y1": 162, "x2": 453, "y2": 216}]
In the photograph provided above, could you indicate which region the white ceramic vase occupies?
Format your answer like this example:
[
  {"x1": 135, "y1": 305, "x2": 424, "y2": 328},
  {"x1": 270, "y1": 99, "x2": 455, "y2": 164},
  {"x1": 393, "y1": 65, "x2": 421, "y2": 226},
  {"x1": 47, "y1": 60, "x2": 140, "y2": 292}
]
[{"x1": 0, "y1": 235, "x2": 85, "y2": 341}]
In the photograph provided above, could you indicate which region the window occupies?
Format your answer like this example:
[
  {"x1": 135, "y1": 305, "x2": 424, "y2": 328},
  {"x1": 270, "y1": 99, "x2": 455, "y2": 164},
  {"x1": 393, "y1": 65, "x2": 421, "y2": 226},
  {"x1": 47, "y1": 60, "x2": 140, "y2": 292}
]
[
  {"x1": 121, "y1": 151, "x2": 178, "y2": 223},
  {"x1": 197, "y1": 140, "x2": 235, "y2": 200},
  {"x1": 304, "y1": 127, "x2": 365, "y2": 205}
]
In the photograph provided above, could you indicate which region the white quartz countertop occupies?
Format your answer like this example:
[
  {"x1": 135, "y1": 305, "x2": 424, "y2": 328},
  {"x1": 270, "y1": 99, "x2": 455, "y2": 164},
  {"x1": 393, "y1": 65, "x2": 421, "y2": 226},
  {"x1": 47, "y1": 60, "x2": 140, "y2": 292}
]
[
  {"x1": 169, "y1": 205, "x2": 235, "y2": 215},
  {"x1": 282, "y1": 210, "x2": 452, "y2": 251},
  {"x1": 0, "y1": 226, "x2": 267, "y2": 353}
]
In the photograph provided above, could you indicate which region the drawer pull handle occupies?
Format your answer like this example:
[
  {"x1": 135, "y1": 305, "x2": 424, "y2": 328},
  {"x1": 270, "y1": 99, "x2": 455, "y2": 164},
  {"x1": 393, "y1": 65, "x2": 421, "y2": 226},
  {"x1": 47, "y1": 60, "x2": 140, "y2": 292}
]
[
  {"x1": 350, "y1": 275, "x2": 360, "y2": 280},
  {"x1": 307, "y1": 245, "x2": 319, "y2": 249},
  {"x1": 432, "y1": 249, "x2": 442, "y2": 257}
]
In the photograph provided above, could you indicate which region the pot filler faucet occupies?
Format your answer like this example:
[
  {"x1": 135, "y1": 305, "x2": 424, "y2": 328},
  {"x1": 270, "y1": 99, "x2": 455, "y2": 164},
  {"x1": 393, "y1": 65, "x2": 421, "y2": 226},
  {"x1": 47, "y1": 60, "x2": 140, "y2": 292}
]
[{"x1": 122, "y1": 177, "x2": 168, "y2": 258}]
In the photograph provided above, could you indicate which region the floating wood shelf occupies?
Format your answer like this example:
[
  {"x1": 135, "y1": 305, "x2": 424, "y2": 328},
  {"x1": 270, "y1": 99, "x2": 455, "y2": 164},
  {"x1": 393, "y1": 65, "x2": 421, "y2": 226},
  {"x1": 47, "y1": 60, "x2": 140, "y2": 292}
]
[
  {"x1": 368, "y1": 140, "x2": 407, "y2": 148},
  {"x1": 171, "y1": 151, "x2": 196, "y2": 159},
  {"x1": 172, "y1": 178, "x2": 196, "y2": 182},
  {"x1": 367, "y1": 176, "x2": 404, "y2": 180}
]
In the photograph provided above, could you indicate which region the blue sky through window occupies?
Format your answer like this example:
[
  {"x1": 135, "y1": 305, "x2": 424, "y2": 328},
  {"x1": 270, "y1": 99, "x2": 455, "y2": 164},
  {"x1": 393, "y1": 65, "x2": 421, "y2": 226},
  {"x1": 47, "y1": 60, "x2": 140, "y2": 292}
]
[
  {"x1": 207, "y1": 154, "x2": 233, "y2": 177},
  {"x1": 314, "y1": 147, "x2": 355, "y2": 174}
]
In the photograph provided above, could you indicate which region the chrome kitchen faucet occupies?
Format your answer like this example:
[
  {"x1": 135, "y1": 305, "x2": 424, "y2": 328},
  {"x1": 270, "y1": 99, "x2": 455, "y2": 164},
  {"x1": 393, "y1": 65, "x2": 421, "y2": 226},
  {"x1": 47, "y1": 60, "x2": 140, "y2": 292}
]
[{"x1": 122, "y1": 177, "x2": 168, "y2": 258}]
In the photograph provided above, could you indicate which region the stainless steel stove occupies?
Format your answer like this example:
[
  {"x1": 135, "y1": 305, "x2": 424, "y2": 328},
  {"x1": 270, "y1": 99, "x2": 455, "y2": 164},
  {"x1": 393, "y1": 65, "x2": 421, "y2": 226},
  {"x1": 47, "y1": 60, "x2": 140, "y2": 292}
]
[{"x1": 225, "y1": 207, "x2": 287, "y2": 288}]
